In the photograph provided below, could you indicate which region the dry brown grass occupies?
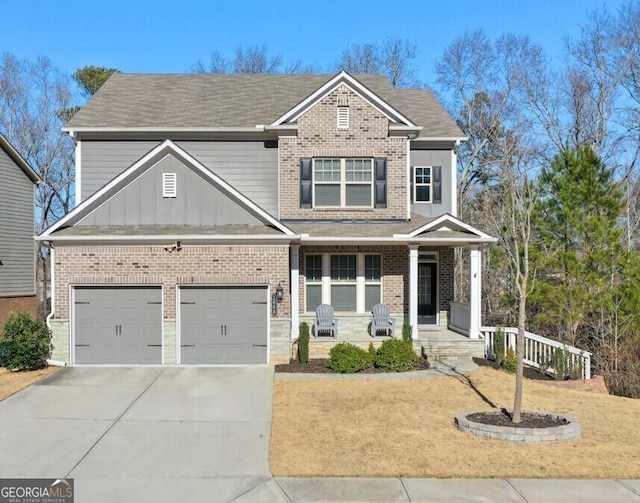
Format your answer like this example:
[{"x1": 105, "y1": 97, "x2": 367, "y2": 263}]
[
  {"x1": 270, "y1": 367, "x2": 640, "y2": 478},
  {"x1": 0, "y1": 366, "x2": 59, "y2": 401}
]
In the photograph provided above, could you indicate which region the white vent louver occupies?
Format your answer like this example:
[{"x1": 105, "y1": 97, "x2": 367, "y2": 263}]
[
  {"x1": 163, "y1": 173, "x2": 177, "y2": 198},
  {"x1": 337, "y1": 106, "x2": 349, "y2": 129}
]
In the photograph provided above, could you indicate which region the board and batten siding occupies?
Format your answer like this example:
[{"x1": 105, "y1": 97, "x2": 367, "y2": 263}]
[
  {"x1": 81, "y1": 141, "x2": 278, "y2": 215},
  {"x1": 78, "y1": 154, "x2": 262, "y2": 226},
  {"x1": 410, "y1": 149, "x2": 454, "y2": 218},
  {"x1": 0, "y1": 147, "x2": 35, "y2": 295}
]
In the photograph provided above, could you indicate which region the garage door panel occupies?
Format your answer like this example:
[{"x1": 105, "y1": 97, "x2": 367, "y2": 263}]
[
  {"x1": 180, "y1": 287, "x2": 268, "y2": 364},
  {"x1": 74, "y1": 287, "x2": 162, "y2": 364}
]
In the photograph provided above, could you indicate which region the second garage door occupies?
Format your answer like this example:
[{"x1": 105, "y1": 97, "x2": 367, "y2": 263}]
[{"x1": 179, "y1": 286, "x2": 268, "y2": 364}]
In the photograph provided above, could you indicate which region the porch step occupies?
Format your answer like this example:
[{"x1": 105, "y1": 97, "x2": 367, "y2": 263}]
[{"x1": 307, "y1": 336, "x2": 485, "y2": 361}]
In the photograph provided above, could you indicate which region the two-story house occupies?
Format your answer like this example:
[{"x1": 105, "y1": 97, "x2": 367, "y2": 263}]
[
  {"x1": 0, "y1": 133, "x2": 41, "y2": 327},
  {"x1": 39, "y1": 71, "x2": 495, "y2": 365}
]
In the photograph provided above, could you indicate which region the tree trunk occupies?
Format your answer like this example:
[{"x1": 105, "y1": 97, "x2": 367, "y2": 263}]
[{"x1": 512, "y1": 292, "x2": 527, "y2": 423}]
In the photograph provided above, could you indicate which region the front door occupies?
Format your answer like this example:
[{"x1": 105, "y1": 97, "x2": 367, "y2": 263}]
[{"x1": 418, "y1": 262, "x2": 437, "y2": 324}]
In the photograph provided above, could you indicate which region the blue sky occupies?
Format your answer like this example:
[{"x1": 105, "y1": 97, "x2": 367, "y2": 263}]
[{"x1": 3, "y1": 0, "x2": 624, "y2": 85}]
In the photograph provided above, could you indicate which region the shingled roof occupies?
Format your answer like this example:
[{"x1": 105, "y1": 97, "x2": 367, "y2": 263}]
[{"x1": 66, "y1": 72, "x2": 464, "y2": 138}]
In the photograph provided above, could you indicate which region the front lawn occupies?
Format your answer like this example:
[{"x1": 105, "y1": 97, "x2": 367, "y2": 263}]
[
  {"x1": 270, "y1": 366, "x2": 640, "y2": 478},
  {"x1": 0, "y1": 366, "x2": 59, "y2": 401}
]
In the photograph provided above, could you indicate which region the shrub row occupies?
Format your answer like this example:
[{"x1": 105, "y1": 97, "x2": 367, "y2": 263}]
[
  {"x1": 0, "y1": 312, "x2": 51, "y2": 371},
  {"x1": 326, "y1": 339, "x2": 418, "y2": 374}
]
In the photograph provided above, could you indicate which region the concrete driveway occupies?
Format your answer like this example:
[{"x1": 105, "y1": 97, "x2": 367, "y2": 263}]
[{"x1": 0, "y1": 366, "x2": 281, "y2": 502}]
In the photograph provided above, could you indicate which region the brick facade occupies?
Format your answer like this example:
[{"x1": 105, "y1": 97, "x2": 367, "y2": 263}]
[
  {"x1": 53, "y1": 244, "x2": 290, "y2": 319},
  {"x1": 279, "y1": 84, "x2": 407, "y2": 220},
  {"x1": 298, "y1": 245, "x2": 455, "y2": 317}
]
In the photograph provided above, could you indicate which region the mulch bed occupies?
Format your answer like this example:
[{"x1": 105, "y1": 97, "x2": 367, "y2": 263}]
[
  {"x1": 467, "y1": 410, "x2": 568, "y2": 428},
  {"x1": 275, "y1": 358, "x2": 430, "y2": 374},
  {"x1": 472, "y1": 357, "x2": 554, "y2": 381}
]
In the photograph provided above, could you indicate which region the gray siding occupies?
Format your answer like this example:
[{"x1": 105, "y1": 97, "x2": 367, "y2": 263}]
[
  {"x1": 81, "y1": 141, "x2": 161, "y2": 201},
  {"x1": 81, "y1": 141, "x2": 278, "y2": 215},
  {"x1": 410, "y1": 149, "x2": 454, "y2": 218},
  {"x1": 0, "y1": 148, "x2": 35, "y2": 295},
  {"x1": 79, "y1": 154, "x2": 262, "y2": 226}
]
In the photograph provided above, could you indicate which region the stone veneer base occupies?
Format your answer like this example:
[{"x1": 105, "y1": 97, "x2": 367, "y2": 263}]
[{"x1": 455, "y1": 409, "x2": 580, "y2": 443}]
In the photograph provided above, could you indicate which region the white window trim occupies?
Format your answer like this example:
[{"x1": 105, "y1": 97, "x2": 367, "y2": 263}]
[
  {"x1": 313, "y1": 158, "x2": 374, "y2": 208},
  {"x1": 414, "y1": 165, "x2": 432, "y2": 204},
  {"x1": 163, "y1": 172, "x2": 177, "y2": 198},
  {"x1": 305, "y1": 253, "x2": 382, "y2": 313}
]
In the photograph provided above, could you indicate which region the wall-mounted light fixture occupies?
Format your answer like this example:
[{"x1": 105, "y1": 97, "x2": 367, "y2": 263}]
[
  {"x1": 272, "y1": 282, "x2": 285, "y2": 316},
  {"x1": 276, "y1": 281, "x2": 284, "y2": 303}
]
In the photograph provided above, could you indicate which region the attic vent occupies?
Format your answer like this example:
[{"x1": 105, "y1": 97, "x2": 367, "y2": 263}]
[
  {"x1": 337, "y1": 106, "x2": 349, "y2": 129},
  {"x1": 163, "y1": 173, "x2": 177, "y2": 198}
]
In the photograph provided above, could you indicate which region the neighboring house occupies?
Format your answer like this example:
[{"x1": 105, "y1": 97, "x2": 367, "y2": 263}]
[
  {"x1": 0, "y1": 134, "x2": 41, "y2": 327},
  {"x1": 39, "y1": 71, "x2": 495, "y2": 365}
]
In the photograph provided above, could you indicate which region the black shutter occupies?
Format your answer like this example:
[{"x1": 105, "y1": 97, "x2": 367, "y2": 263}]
[
  {"x1": 410, "y1": 166, "x2": 414, "y2": 203},
  {"x1": 374, "y1": 157, "x2": 387, "y2": 208},
  {"x1": 300, "y1": 157, "x2": 312, "y2": 208},
  {"x1": 433, "y1": 166, "x2": 442, "y2": 204}
]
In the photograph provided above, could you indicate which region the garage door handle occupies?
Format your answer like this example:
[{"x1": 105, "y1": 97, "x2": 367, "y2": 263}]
[
  {"x1": 75, "y1": 344, "x2": 90, "y2": 347},
  {"x1": 181, "y1": 301, "x2": 196, "y2": 305},
  {"x1": 252, "y1": 344, "x2": 267, "y2": 347},
  {"x1": 147, "y1": 344, "x2": 162, "y2": 347},
  {"x1": 252, "y1": 301, "x2": 267, "y2": 305},
  {"x1": 181, "y1": 344, "x2": 195, "y2": 347}
]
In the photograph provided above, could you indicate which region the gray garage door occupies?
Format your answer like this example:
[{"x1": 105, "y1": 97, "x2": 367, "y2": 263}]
[
  {"x1": 180, "y1": 287, "x2": 268, "y2": 364},
  {"x1": 74, "y1": 287, "x2": 162, "y2": 364}
]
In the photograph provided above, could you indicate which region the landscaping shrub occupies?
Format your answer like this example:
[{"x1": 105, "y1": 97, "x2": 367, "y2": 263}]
[
  {"x1": 367, "y1": 342, "x2": 376, "y2": 363},
  {"x1": 493, "y1": 327, "x2": 506, "y2": 365},
  {"x1": 502, "y1": 347, "x2": 517, "y2": 373},
  {"x1": 298, "y1": 322, "x2": 310, "y2": 364},
  {"x1": 374, "y1": 339, "x2": 418, "y2": 372},
  {"x1": 1, "y1": 312, "x2": 51, "y2": 371},
  {"x1": 551, "y1": 347, "x2": 583, "y2": 380},
  {"x1": 326, "y1": 343, "x2": 370, "y2": 374},
  {"x1": 402, "y1": 322, "x2": 413, "y2": 342}
]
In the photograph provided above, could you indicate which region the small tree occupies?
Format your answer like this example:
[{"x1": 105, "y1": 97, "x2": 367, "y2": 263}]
[{"x1": 298, "y1": 323, "x2": 310, "y2": 364}]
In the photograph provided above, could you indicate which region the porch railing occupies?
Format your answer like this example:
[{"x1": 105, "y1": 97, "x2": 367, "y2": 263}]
[
  {"x1": 449, "y1": 301, "x2": 471, "y2": 334},
  {"x1": 480, "y1": 326, "x2": 592, "y2": 380}
]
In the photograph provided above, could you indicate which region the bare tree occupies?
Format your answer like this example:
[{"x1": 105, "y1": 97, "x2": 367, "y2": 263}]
[
  {"x1": 192, "y1": 45, "x2": 315, "y2": 74},
  {"x1": 336, "y1": 38, "x2": 418, "y2": 87},
  {"x1": 0, "y1": 53, "x2": 75, "y2": 317}
]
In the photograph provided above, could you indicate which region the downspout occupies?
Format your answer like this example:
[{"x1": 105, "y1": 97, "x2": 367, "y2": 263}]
[{"x1": 45, "y1": 245, "x2": 66, "y2": 366}]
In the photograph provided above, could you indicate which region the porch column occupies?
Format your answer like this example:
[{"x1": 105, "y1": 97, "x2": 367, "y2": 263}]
[
  {"x1": 469, "y1": 246, "x2": 482, "y2": 339},
  {"x1": 290, "y1": 244, "x2": 300, "y2": 340},
  {"x1": 409, "y1": 245, "x2": 419, "y2": 340}
]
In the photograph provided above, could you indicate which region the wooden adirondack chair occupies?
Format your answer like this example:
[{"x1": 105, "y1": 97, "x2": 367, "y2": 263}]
[
  {"x1": 314, "y1": 304, "x2": 338, "y2": 338},
  {"x1": 371, "y1": 303, "x2": 396, "y2": 337}
]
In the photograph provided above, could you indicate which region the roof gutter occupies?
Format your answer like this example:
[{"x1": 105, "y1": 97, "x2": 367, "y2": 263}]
[{"x1": 62, "y1": 126, "x2": 268, "y2": 134}]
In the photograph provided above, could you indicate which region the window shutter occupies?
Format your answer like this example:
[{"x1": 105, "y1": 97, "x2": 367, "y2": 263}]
[
  {"x1": 410, "y1": 166, "x2": 414, "y2": 204},
  {"x1": 433, "y1": 166, "x2": 442, "y2": 204},
  {"x1": 300, "y1": 157, "x2": 312, "y2": 208},
  {"x1": 374, "y1": 157, "x2": 387, "y2": 208}
]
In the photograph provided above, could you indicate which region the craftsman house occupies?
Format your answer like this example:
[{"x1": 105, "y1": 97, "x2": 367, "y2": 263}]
[
  {"x1": 39, "y1": 71, "x2": 495, "y2": 365},
  {"x1": 0, "y1": 133, "x2": 41, "y2": 326}
]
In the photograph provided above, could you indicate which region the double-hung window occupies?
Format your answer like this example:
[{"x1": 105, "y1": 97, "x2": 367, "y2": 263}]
[
  {"x1": 305, "y1": 253, "x2": 382, "y2": 312},
  {"x1": 414, "y1": 166, "x2": 432, "y2": 202},
  {"x1": 313, "y1": 158, "x2": 373, "y2": 207}
]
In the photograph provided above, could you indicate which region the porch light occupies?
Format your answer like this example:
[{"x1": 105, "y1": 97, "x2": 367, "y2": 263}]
[{"x1": 276, "y1": 282, "x2": 284, "y2": 303}]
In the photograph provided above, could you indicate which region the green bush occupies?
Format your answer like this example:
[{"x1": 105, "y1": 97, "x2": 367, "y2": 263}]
[
  {"x1": 367, "y1": 342, "x2": 376, "y2": 363},
  {"x1": 502, "y1": 347, "x2": 517, "y2": 374},
  {"x1": 402, "y1": 322, "x2": 413, "y2": 342},
  {"x1": 374, "y1": 339, "x2": 418, "y2": 372},
  {"x1": 298, "y1": 322, "x2": 310, "y2": 364},
  {"x1": 551, "y1": 347, "x2": 583, "y2": 380},
  {"x1": 326, "y1": 343, "x2": 370, "y2": 374},
  {"x1": 493, "y1": 328, "x2": 506, "y2": 365},
  {"x1": 1, "y1": 312, "x2": 51, "y2": 371}
]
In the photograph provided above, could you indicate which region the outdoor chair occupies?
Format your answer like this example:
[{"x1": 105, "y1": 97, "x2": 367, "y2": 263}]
[
  {"x1": 371, "y1": 303, "x2": 396, "y2": 337},
  {"x1": 314, "y1": 304, "x2": 338, "y2": 338}
]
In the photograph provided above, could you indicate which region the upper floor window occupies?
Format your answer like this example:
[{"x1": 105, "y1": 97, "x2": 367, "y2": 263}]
[
  {"x1": 313, "y1": 158, "x2": 373, "y2": 207},
  {"x1": 337, "y1": 106, "x2": 349, "y2": 129},
  {"x1": 414, "y1": 166, "x2": 431, "y2": 203}
]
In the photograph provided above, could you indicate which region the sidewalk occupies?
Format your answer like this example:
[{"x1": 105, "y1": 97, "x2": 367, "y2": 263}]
[{"x1": 238, "y1": 477, "x2": 640, "y2": 502}]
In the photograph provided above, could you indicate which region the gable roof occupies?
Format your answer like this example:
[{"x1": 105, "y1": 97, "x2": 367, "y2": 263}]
[
  {"x1": 64, "y1": 73, "x2": 464, "y2": 139},
  {"x1": 0, "y1": 133, "x2": 42, "y2": 184},
  {"x1": 39, "y1": 140, "x2": 295, "y2": 239}
]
